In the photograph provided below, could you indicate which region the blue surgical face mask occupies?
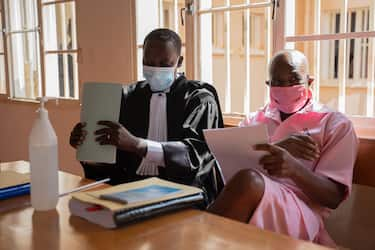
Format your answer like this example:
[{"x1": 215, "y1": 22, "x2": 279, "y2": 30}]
[{"x1": 143, "y1": 65, "x2": 176, "y2": 92}]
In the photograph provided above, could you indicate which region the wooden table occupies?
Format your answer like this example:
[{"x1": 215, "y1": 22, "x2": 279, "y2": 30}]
[{"x1": 0, "y1": 161, "x2": 330, "y2": 250}]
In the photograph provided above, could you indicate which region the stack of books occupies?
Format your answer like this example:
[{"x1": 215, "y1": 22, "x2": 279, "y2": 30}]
[
  {"x1": 69, "y1": 177, "x2": 205, "y2": 228},
  {"x1": 0, "y1": 170, "x2": 30, "y2": 200}
]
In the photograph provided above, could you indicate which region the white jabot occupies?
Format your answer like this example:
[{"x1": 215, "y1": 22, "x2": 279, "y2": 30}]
[{"x1": 136, "y1": 92, "x2": 167, "y2": 176}]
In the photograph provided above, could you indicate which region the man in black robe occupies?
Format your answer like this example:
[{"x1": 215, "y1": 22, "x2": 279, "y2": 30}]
[{"x1": 70, "y1": 29, "x2": 224, "y2": 205}]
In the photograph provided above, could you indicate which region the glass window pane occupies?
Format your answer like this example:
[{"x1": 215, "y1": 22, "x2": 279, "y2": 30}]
[
  {"x1": 43, "y1": 2, "x2": 77, "y2": 51},
  {"x1": 8, "y1": 32, "x2": 41, "y2": 99},
  {"x1": 285, "y1": 0, "x2": 346, "y2": 36},
  {"x1": 0, "y1": 55, "x2": 6, "y2": 94},
  {"x1": 45, "y1": 53, "x2": 78, "y2": 98},
  {"x1": 136, "y1": 0, "x2": 159, "y2": 45},
  {"x1": 345, "y1": 37, "x2": 374, "y2": 116},
  {"x1": 201, "y1": 7, "x2": 270, "y2": 114},
  {"x1": 136, "y1": 0, "x2": 186, "y2": 80},
  {"x1": 4, "y1": 0, "x2": 38, "y2": 31}
]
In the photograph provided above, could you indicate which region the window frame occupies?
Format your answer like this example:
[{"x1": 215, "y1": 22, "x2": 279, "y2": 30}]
[
  {"x1": 0, "y1": 0, "x2": 79, "y2": 103},
  {"x1": 184, "y1": 0, "x2": 375, "y2": 131}
]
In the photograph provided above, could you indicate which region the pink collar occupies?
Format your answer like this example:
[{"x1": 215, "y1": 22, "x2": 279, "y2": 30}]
[{"x1": 263, "y1": 96, "x2": 332, "y2": 123}]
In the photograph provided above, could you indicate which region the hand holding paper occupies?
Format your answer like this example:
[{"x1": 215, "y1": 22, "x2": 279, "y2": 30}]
[{"x1": 203, "y1": 124, "x2": 269, "y2": 183}]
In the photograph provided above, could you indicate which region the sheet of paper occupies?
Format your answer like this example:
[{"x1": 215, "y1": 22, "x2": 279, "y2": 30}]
[
  {"x1": 77, "y1": 82, "x2": 123, "y2": 164},
  {"x1": 203, "y1": 124, "x2": 269, "y2": 183}
]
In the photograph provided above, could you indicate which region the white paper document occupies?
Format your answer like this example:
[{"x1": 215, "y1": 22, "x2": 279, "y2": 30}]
[
  {"x1": 203, "y1": 124, "x2": 269, "y2": 183},
  {"x1": 77, "y1": 83, "x2": 123, "y2": 164}
]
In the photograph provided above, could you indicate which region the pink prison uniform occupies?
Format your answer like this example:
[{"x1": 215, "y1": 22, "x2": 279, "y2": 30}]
[{"x1": 240, "y1": 99, "x2": 358, "y2": 247}]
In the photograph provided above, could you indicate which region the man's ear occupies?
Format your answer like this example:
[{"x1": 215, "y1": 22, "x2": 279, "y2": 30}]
[
  {"x1": 307, "y1": 75, "x2": 314, "y2": 86},
  {"x1": 177, "y1": 56, "x2": 184, "y2": 68}
]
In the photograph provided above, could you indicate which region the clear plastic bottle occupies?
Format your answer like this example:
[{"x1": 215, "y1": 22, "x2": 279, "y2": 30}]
[{"x1": 29, "y1": 97, "x2": 59, "y2": 211}]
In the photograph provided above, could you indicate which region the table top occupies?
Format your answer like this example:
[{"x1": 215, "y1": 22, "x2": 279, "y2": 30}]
[{"x1": 0, "y1": 161, "x2": 330, "y2": 250}]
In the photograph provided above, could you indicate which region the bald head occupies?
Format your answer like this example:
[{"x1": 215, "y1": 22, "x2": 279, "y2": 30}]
[{"x1": 267, "y1": 50, "x2": 311, "y2": 87}]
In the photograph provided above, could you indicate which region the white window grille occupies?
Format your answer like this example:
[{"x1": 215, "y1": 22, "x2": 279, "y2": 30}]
[
  {"x1": 196, "y1": 0, "x2": 274, "y2": 114},
  {"x1": 284, "y1": 0, "x2": 375, "y2": 117},
  {"x1": 0, "y1": 0, "x2": 78, "y2": 100}
]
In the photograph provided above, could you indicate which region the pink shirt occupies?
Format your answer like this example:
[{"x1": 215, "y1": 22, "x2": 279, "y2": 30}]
[{"x1": 240, "y1": 100, "x2": 358, "y2": 215}]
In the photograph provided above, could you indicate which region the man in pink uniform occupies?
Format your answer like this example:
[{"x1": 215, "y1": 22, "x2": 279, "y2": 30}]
[{"x1": 208, "y1": 50, "x2": 358, "y2": 247}]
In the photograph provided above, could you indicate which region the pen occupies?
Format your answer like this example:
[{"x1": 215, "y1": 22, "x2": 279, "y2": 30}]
[
  {"x1": 303, "y1": 128, "x2": 311, "y2": 136},
  {"x1": 59, "y1": 178, "x2": 110, "y2": 197}
]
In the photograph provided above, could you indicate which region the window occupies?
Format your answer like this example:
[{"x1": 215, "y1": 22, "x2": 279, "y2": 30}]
[
  {"x1": 197, "y1": 0, "x2": 274, "y2": 114},
  {"x1": 284, "y1": 0, "x2": 375, "y2": 117},
  {"x1": 134, "y1": 0, "x2": 375, "y2": 119},
  {"x1": 322, "y1": 8, "x2": 370, "y2": 81},
  {"x1": 136, "y1": 0, "x2": 186, "y2": 81},
  {"x1": 0, "y1": 0, "x2": 78, "y2": 100}
]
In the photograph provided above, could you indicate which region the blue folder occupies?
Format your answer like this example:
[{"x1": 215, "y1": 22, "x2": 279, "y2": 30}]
[{"x1": 0, "y1": 183, "x2": 30, "y2": 200}]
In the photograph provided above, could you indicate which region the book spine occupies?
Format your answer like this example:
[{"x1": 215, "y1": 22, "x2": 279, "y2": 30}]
[
  {"x1": 0, "y1": 184, "x2": 31, "y2": 200},
  {"x1": 113, "y1": 193, "x2": 204, "y2": 226}
]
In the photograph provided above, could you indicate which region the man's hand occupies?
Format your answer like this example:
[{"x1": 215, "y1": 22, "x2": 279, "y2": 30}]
[
  {"x1": 274, "y1": 134, "x2": 320, "y2": 161},
  {"x1": 254, "y1": 143, "x2": 303, "y2": 178},
  {"x1": 95, "y1": 121, "x2": 147, "y2": 157},
  {"x1": 69, "y1": 122, "x2": 87, "y2": 148}
]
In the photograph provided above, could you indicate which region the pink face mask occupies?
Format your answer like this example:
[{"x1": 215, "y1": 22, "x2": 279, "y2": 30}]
[{"x1": 270, "y1": 85, "x2": 310, "y2": 114}]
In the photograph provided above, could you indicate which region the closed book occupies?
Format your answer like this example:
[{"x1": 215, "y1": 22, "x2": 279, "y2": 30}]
[
  {"x1": 69, "y1": 177, "x2": 205, "y2": 228},
  {"x1": 0, "y1": 170, "x2": 30, "y2": 200}
]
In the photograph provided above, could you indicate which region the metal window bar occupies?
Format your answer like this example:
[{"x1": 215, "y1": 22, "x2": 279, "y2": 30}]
[
  {"x1": 224, "y1": 0, "x2": 231, "y2": 113},
  {"x1": 244, "y1": 0, "x2": 250, "y2": 114},
  {"x1": 3, "y1": 28, "x2": 40, "y2": 36},
  {"x1": 42, "y1": 0, "x2": 75, "y2": 7},
  {"x1": 45, "y1": 49, "x2": 78, "y2": 54},
  {"x1": 285, "y1": 31, "x2": 375, "y2": 42},
  {"x1": 59, "y1": 4, "x2": 70, "y2": 98},
  {"x1": 159, "y1": 0, "x2": 164, "y2": 27},
  {"x1": 337, "y1": 0, "x2": 348, "y2": 113},
  {"x1": 37, "y1": 0, "x2": 46, "y2": 97},
  {"x1": 313, "y1": 0, "x2": 321, "y2": 102},
  {"x1": 367, "y1": 1, "x2": 375, "y2": 116},
  {"x1": 174, "y1": 0, "x2": 178, "y2": 32},
  {"x1": 198, "y1": 2, "x2": 273, "y2": 15},
  {"x1": 264, "y1": 1, "x2": 272, "y2": 105},
  {"x1": 0, "y1": 0, "x2": 10, "y2": 97}
]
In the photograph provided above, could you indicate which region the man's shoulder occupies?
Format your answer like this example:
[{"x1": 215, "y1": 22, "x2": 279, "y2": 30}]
[
  {"x1": 323, "y1": 109, "x2": 355, "y2": 135},
  {"x1": 122, "y1": 81, "x2": 148, "y2": 95},
  {"x1": 176, "y1": 78, "x2": 218, "y2": 100}
]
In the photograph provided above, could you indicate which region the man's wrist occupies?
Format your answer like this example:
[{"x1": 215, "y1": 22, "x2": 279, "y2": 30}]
[
  {"x1": 134, "y1": 138, "x2": 147, "y2": 157},
  {"x1": 290, "y1": 159, "x2": 305, "y2": 182}
]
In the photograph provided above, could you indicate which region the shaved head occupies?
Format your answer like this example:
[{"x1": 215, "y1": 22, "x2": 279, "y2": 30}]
[{"x1": 268, "y1": 50, "x2": 311, "y2": 87}]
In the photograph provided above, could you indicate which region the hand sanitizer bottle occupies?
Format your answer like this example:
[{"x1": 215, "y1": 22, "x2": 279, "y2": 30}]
[{"x1": 29, "y1": 97, "x2": 59, "y2": 211}]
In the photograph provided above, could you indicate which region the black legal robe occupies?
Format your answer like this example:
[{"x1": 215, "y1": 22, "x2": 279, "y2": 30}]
[{"x1": 82, "y1": 75, "x2": 224, "y2": 204}]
